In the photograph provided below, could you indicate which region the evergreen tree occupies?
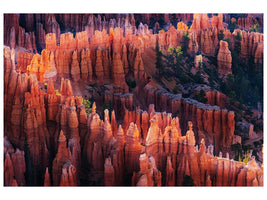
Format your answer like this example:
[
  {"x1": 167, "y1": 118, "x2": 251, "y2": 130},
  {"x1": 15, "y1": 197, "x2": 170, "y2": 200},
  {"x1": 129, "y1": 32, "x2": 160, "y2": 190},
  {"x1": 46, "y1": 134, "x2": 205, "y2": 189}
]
[
  {"x1": 182, "y1": 175, "x2": 194, "y2": 186},
  {"x1": 181, "y1": 31, "x2": 190, "y2": 55},
  {"x1": 82, "y1": 98, "x2": 92, "y2": 114},
  {"x1": 193, "y1": 89, "x2": 208, "y2": 103},
  {"x1": 218, "y1": 30, "x2": 225, "y2": 41},
  {"x1": 234, "y1": 32, "x2": 242, "y2": 56},
  {"x1": 155, "y1": 38, "x2": 164, "y2": 78}
]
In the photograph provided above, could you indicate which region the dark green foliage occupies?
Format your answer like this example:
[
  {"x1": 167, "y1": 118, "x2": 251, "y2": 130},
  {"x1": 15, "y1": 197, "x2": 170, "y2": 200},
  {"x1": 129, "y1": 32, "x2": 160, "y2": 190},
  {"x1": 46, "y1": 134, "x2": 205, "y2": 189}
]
[
  {"x1": 234, "y1": 32, "x2": 242, "y2": 56},
  {"x1": 193, "y1": 89, "x2": 208, "y2": 104},
  {"x1": 252, "y1": 149, "x2": 260, "y2": 161},
  {"x1": 222, "y1": 44, "x2": 263, "y2": 108},
  {"x1": 223, "y1": 38, "x2": 231, "y2": 47},
  {"x1": 155, "y1": 38, "x2": 165, "y2": 78},
  {"x1": 24, "y1": 135, "x2": 33, "y2": 185},
  {"x1": 230, "y1": 143, "x2": 243, "y2": 161},
  {"x1": 218, "y1": 30, "x2": 225, "y2": 41},
  {"x1": 101, "y1": 101, "x2": 113, "y2": 120},
  {"x1": 82, "y1": 98, "x2": 92, "y2": 114},
  {"x1": 166, "y1": 46, "x2": 183, "y2": 77},
  {"x1": 89, "y1": 83, "x2": 98, "y2": 88},
  {"x1": 186, "y1": 21, "x2": 192, "y2": 28},
  {"x1": 250, "y1": 23, "x2": 260, "y2": 32},
  {"x1": 172, "y1": 110, "x2": 180, "y2": 118},
  {"x1": 181, "y1": 31, "x2": 190, "y2": 54},
  {"x1": 182, "y1": 175, "x2": 194, "y2": 186},
  {"x1": 228, "y1": 21, "x2": 237, "y2": 33},
  {"x1": 126, "y1": 78, "x2": 137, "y2": 92},
  {"x1": 182, "y1": 93, "x2": 190, "y2": 98},
  {"x1": 172, "y1": 85, "x2": 179, "y2": 94},
  {"x1": 192, "y1": 71, "x2": 204, "y2": 84}
]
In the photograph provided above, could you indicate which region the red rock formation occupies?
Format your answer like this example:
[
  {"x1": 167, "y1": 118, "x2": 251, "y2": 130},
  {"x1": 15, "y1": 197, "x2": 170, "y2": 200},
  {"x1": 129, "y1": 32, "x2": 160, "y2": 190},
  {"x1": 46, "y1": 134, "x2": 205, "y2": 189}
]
[
  {"x1": 52, "y1": 130, "x2": 72, "y2": 186},
  {"x1": 3, "y1": 14, "x2": 263, "y2": 187},
  {"x1": 71, "y1": 50, "x2": 81, "y2": 81},
  {"x1": 4, "y1": 14, "x2": 19, "y2": 45},
  {"x1": 109, "y1": 125, "x2": 125, "y2": 185},
  {"x1": 80, "y1": 48, "x2": 93, "y2": 82},
  {"x1": 125, "y1": 123, "x2": 144, "y2": 175},
  {"x1": 165, "y1": 156, "x2": 175, "y2": 186},
  {"x1": 211, "y1": 14, "x2": 223, "y2": 30},
  {"x1": 200, "y1": 28, "x2": 218, "y2": 56},
  {"x1": 190, "y1": 14, "x2": 211, "y2": 31},
  {"x1": 132, "y1": 153, "x2": 162, "y2": 186},
  {"x1": 112, "y1": 27, "x2": 124, "y2": 55},
  {"x1": 104, "y1": 157, "x2": 115, "y2": 186},
  {"x1": 121, "y1": 44, "x2": 129, "y2": 74},
  {"x1": 95, "y1": 47, "x2": 105, "y2": 83},
  {"x1": 112, "y1": 52, "x2": 127, "y2": 92},
  {"x1": 45, "y1": 14, "x2": 61, "y2": 43},
  {"x1": 205, "y1": 90, "x2": 229, "y2": 108},
  {"x1": 36, "y1": 23, "x2": 46, "y2": 49},
  {"x1": 111, "y1": 110, "x2": 118, "y2": 138},
  {"x1": 10, "y1": 149, "x2": 26, "y2": 186},
  {"x1": 254, "y1": 42, "x2": 263, "y2": 64},
  {"x1": 59, "y1": 163, "x2": 77, "y2": 186},
  {"x1": 4, "y1": 153, "x2": 15, "y2": 186},
  {"x1": 26, "y1": 49, "x2": 56, "y2": 82},
  {"x1": 145, "y1": 116, "x2": 164, "y2": 171},
  {"x1": 17, "y1": 51, "x2": 34, "y2": 73},
  {"x1": 44, "y1": 168, "x2": 51, "y2": 186},
  {"x1": 46, "y1": 33, "x2": 57, "y2": 52},
  {"x1": 217, "y1": 40, "x2": 232, "y2": 77}
]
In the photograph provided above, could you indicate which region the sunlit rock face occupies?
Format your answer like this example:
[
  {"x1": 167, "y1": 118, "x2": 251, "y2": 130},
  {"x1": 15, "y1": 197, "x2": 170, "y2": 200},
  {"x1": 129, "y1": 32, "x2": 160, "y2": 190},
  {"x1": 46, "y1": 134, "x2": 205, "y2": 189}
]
[
  {"x1": 3, "y1": 13, "x2": 263, "y2": 187},
  {"x1": 217, "y1": 40, "x2": 232, "y2": 77}
]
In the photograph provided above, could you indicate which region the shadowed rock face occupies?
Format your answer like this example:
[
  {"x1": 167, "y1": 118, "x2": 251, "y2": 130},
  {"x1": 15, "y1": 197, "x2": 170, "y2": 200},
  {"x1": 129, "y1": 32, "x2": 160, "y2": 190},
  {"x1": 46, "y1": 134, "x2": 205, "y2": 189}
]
[{"x1": 3, "y1": 13, "x2": 263, "y2": 187}]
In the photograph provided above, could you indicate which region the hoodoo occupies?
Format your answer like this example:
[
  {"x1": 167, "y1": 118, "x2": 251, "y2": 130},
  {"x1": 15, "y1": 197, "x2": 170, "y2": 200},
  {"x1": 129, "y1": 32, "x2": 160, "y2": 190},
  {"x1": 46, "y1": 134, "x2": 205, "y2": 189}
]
[{"x1": 3, "y1": 13, "x2": 263, "y2": 187}]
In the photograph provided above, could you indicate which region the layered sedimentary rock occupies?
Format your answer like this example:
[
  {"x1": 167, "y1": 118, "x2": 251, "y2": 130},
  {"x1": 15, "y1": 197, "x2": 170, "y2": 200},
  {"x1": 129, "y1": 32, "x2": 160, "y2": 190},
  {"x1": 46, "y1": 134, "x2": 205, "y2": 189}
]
[
  {"x1": 27, "y1": 49, "x2": 57, "y2": 82},
  {"x1": 175, "y1": 123, "x2": 263, "y2": 186},
  {"x1": 4, "y1": 14, "x2": 263, "y2": 187},
  {"x1": 4, "y1": 13, "x2": 263, "y2": 65},
  {"x1": 190, "y1": 14, "x2": 211, "y2": 31},
  {"x1": 211, "y1": 14, "x2": 224, "y2": 30},
  {"x1": 104, "y1": 157, "x2": 115, "y2": 186},
  {"x1": 217, "y1": 40, "x2": 232, "y2": 77},
  {"x1": 4, "y1": 141, "x2": 26, "y2": 186},
  {"x1": 4, "y1": 14, "x2": 37, "y2": 52},
  {"x1": 3, "y1": 67, "x2": 262, "y2": 187},
  {"x1": 143, "y1": 83, "x2": 235, "y2": 155},
  {"x1": 17, "y1": 51, "x2": 34, "y2": 73},
  {"x1": 52, "y1": 130, "x2": 73, "y2": 186}
]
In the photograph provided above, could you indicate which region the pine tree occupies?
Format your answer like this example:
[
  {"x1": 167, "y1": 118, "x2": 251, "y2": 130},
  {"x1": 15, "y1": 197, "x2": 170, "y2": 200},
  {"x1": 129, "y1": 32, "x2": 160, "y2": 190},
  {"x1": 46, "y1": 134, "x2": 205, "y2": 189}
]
[
  {"x1": 218, "y1": 30, "x2": 225, "y2": 41},
  {"x1": 155, "y1": 38, "x2": 164, "y2": 78},
  {"x1": 234, "y1": 32, "x2": 242, "y2": 56},
  {"x1": 181, "y1": 31, "x2": 190, "y2": 55}
]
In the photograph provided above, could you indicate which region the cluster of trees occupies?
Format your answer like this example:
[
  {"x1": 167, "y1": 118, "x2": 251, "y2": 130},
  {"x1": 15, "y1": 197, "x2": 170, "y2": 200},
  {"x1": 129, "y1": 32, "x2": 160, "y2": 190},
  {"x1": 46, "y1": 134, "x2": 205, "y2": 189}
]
[
  {"x1": 250, "y1": 23, "x2": 260, "y2": 32},
  {"x1": 126, "y1": 78, "x2": 137, "y2": 92},
  {"x1": 230, "y1": 143, "x2": 259, "y2": 163},
  {"x1": 193, "y1": 89, "x2": 208, "y2": 104},
  {"x1": 155, "y1": 28, "x2": 262, "y2": 110},
  {"x1": 221, "y1": 31, "x2": 262, "y2": 108},
  {"x1": 82, "y1": 98, "x2": 92, "y2": 114},
  {"x1": 155, "y1": 31, "x2": 198, "y2": 84}
]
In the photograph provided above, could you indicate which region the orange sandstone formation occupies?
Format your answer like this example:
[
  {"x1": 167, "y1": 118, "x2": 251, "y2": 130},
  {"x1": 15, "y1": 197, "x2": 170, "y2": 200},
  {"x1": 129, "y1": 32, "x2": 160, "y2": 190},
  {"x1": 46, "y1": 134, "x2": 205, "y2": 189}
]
[{"x1": 217, "y1": 40, "x2": 232, "y2": 77}]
